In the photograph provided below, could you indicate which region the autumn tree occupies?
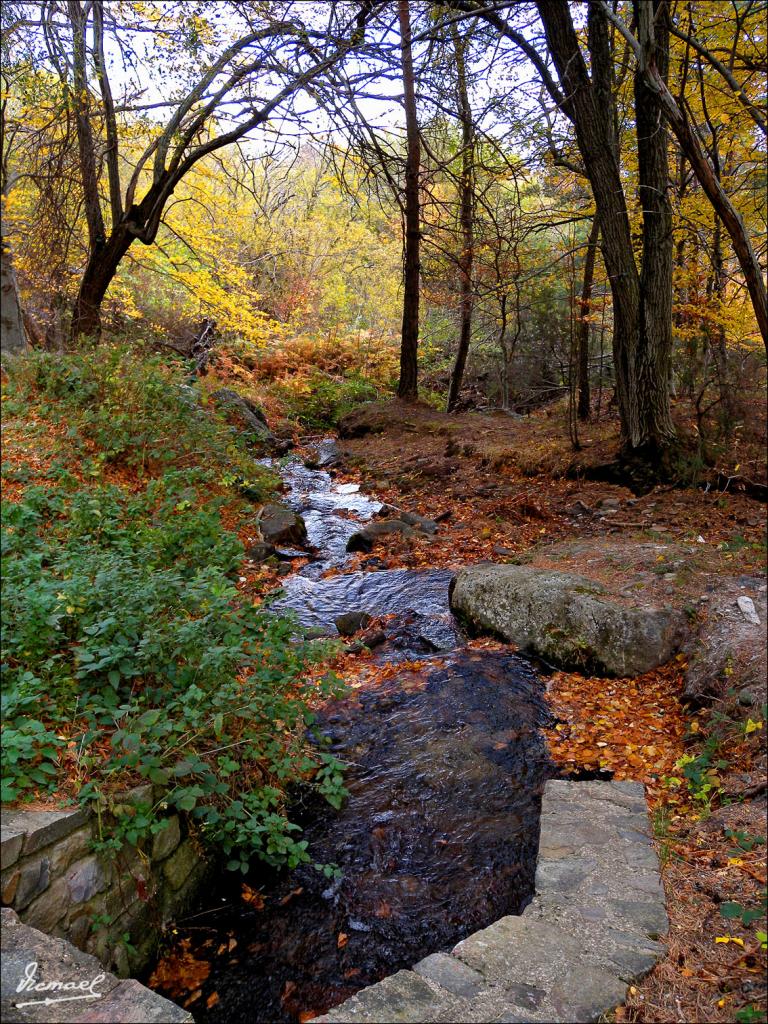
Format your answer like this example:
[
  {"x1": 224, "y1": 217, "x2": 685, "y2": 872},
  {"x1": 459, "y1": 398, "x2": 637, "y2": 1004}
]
[
  {"x1": 601, "y1": 0, "x2": 768, "y2": 348},
  {"x1": 2, "y1": 1, "x2": 380, "y2": 342},
  {"x1": 444, "y1": 21, "x2": 476, "y2": 412},
  {"x1": 440, "y1": 0, "x2": 765, "y2": 463}
]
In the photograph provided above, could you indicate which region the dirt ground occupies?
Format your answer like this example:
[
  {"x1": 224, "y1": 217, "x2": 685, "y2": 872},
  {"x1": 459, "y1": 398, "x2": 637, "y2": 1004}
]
[{"x1": 322, "y1": 398, "x2": 767, "y2": 1024}]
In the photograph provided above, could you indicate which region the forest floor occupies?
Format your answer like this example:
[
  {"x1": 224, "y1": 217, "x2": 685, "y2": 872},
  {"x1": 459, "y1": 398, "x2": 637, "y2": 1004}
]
[
  {"x1": 3, "y1": 359, "x2": 766, "y2": 1023},
  {"x1": 305, "y1": 397, "x2": 768, "y2": 1024}
]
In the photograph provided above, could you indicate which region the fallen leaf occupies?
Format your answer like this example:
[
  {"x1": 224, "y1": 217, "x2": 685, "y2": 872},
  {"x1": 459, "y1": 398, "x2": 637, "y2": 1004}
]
[{"x1": 241, "y1": 884, "x2": 265, "y2": 909}]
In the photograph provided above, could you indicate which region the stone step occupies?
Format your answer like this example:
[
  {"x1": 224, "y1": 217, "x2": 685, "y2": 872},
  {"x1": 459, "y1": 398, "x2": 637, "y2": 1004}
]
[
  {"x1": 312, "y1": 779, "x2": 666, "y2": 1024},
  {"x1": 0, "y1": 909, "x2": 192, "y2": 1024}
]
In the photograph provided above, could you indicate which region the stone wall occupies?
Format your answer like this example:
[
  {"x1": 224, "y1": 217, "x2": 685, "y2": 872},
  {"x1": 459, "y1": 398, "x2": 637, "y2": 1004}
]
[{"x1": 0, "y1": 788, "x2": 209, "y2": 977}]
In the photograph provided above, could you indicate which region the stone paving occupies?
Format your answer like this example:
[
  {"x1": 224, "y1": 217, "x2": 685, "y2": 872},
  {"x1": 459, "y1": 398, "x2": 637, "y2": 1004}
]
[
  {"x1": 315, "y1": 780, "x2": 667, "y2": 1024},
  {"x1": 0, "y1": 908, "x2": 192, "y2": 1024}
]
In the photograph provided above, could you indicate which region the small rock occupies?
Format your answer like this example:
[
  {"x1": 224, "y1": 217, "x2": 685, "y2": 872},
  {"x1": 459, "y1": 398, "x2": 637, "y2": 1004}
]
[
  {"x1": 738, "y1": 689, "x2": 756, "y2": 707},
  {"x1": 347, "y1": 520, "x2": 416, "y2": 553},
  {"x1": 274, "y1": 547, "x2": 309, "y2": 560},
  {"x1": 50, "y1": 825, "x2": 93, "y2": 874},
  {"x1": 151, "y1": 816, "x2": 181, "y2": 862},
  {"x1": 15, "y1": 857, "x2": 50, "y2": 909},
  {"x1": 22, "y1": 877, "x2": 69, "y2": 933},
  {"x1": 163, "y1": 840, "x2": 199, "y2": 891},
  {"x1": 0, "y1": 829, "x2": 24, "y2": 871},
  {"x1": 414, "y1": 952, "x2": 485, "y2": 999},
  {"x1": 246, "y1": 542, "x2": 277, "y2": 562},
  {"x1": 360, "y1": 556, "x2": 388, "y2": 570},
  {"x1": 398, "y1": 510, "x2": 439, "y2": 535},
  {"x1": 276, "y1": 563, "x2": 292, "y2": 576},
  {"x1": 492, "y1": 544, "x2": 515, "y2": 558},
  {"x1": 211, "y1": 388, "x2": 274, "y2": 447},
  {"x1": 736, "y1": 595, "x2": 760, "y2": 624},
  {"x1": 259, "y1": 503, "x2": 307, "y2": 546},
  {"x1": 335, "y1": 611, "x2": 373, "y2": 636},
  {"x1": 67, "y1": 855, "x2": 108, "y2": 904},
  {"x1": 2, "y1": 807, "x2": 88, "y2": 855},
  {"x1": 361, "y1": 629, "x2": 387, "y2": 649}
]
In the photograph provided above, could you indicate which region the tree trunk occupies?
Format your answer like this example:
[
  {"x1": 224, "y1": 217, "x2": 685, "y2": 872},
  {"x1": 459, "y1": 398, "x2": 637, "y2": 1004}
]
[
  {"x1": 497, "y1": 293, "x2": 510, "y2": 409},
  {"x1": 446, "y1": 26, "x2": 474, "y2": 413},
  {"x1": 70, "y1": 229, "x2": 134, "y2": 341},
  {"x1": 397, "y1": 0, "x2": 420, "y2": 402},
  {"x1": 577, "y1": 218, "x2": 599, "y2": 420},
  {"x1": 603, "y1": 0, "x2": 768, "y2": 347},
  {"x1": 633, "y1": 0, "x2": 676, "y2": 449},
  {"x1": 1, "y1": 233, "x2": 28, "y2": 354},
  {"x1": 536, "y1": 0, "x2": 641, "y2": 447}
]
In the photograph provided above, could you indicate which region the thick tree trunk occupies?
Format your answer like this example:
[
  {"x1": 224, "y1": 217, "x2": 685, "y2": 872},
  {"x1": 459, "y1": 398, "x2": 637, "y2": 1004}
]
[
  {"x1": 446, "y1": 27, "x2": 474, "y2": 413},
  {"x1": 70, "y1": 229, "x2": 134, "y2": 341},
  {"x1": 633, "y1": 0, "x2": 676, "y2": 449},
  {"x1": 1, "y1": 233, "x2": 28, "y2": 354},
  {"x1": 397, "y1": 0, "x2": 421, "y2": 402},
  {"x1": 537, "y1": 0, "x2": 641, "y2": 446},
  {"x1": 577, "y1": 218, "x2": 599, "y2": 420},
  {"x1": 709, "y1": 214, "x2": 735, "y2": 426}
]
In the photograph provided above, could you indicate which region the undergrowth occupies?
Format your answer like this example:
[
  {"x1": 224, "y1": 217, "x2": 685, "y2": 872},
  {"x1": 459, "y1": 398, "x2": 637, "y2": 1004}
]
[{"x1": 1, "y1": 348, "x2": 346, "y2": 873}]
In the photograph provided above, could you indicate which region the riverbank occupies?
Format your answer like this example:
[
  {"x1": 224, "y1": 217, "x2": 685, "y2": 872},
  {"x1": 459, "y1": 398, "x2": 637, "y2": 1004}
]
[{"x1": 328, "y1": 399, "x2": 767, "y2": 1024}]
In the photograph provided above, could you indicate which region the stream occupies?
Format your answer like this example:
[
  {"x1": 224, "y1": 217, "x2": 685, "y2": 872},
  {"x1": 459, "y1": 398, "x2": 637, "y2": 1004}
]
[{"x1": 150, "y1": 443, "x2": 554, "y2": 1022}]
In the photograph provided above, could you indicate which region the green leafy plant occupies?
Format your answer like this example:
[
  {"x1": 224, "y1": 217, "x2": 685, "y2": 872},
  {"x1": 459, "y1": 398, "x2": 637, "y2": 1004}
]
[
  {"x1": 735, "y1": 1005, "x2": 767, "y2": 1023},
  {"x1": 725, "y1": 829, "x2": 767, "y2": 856},
  {"x1": 665, "y1": 737, "x2": 729, "y2": 812},
  {"x1": 275, "y1": 370, "x2": 377, "y2": 430},
  {"x1": 1, "y1": 351, "x2": 345, "y2": 872},
  {"x1": 720, "y1": 896, "x2": 767, "y2": 928}
]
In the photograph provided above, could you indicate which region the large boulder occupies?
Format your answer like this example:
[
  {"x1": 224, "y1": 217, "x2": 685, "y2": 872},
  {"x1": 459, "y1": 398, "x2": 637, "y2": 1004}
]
[
  {"x1": 681, "y1": 581, "x2": 767, "y2": 708},
  {"x1": 450, "y1": 563, "x2": 684, "y2": 677},
  {"x1": 259, "y1": 503, "x2": 307, "y2": 546},
  {"x1": 211, "y1": 388, "x2": 275, "y2": 448}
]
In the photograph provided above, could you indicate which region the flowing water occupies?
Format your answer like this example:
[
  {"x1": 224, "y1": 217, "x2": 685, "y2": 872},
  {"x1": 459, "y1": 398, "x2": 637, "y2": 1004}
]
[{"x1": 150, "y1": 445, "x2": 553, "y2": 1022}]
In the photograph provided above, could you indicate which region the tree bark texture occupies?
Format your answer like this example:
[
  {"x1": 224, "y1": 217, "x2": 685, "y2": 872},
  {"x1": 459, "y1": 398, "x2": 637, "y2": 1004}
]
[
  {"x1": 397, "y1": 0, "x2": 421, "y2": 402},
  {"x1": 577, "y1": 218, "x2": 599, "y2": 421},
  {"x1": 446, "y1": 27, "x2": 475, "y2": 413},
  {"x1": 1, "y1": 233, "x2": 28, "y2": 354},
  {"x1": 537, "y1": 0, "x2": 641, "y2": 446},
  {"x1": 633, "y1": 0, "x2": 676, "y2": 448}
]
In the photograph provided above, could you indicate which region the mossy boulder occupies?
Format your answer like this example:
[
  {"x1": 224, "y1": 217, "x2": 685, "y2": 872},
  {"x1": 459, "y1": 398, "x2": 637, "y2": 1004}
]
[{"x1": 450, "y1": 564, "x2": 684, "y2": 676}]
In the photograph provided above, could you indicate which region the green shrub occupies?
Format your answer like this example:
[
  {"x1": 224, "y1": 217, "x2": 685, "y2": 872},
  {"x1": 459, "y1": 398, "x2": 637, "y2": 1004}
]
[
  {"x1": 4, "y1": 348, "x2": 277, "y2": 497},
  {"x1": 1, "y1": 350, "x2": 345, "y2": 872},
  {"x1": 275, "y1": 370, "x2": 377, "y2": 430}
]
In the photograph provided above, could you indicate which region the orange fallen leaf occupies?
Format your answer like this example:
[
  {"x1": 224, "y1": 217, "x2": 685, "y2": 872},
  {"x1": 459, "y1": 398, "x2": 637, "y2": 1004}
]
[
  {"x1": 337, "y1": 932, "x2": 348, "y2": 948},
  {"x1": 241, "y1": 884, "x2": 265, "y2": 909},
  {"x1": 279, "y1": 886, "x2": 304, "y2": 905}
]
